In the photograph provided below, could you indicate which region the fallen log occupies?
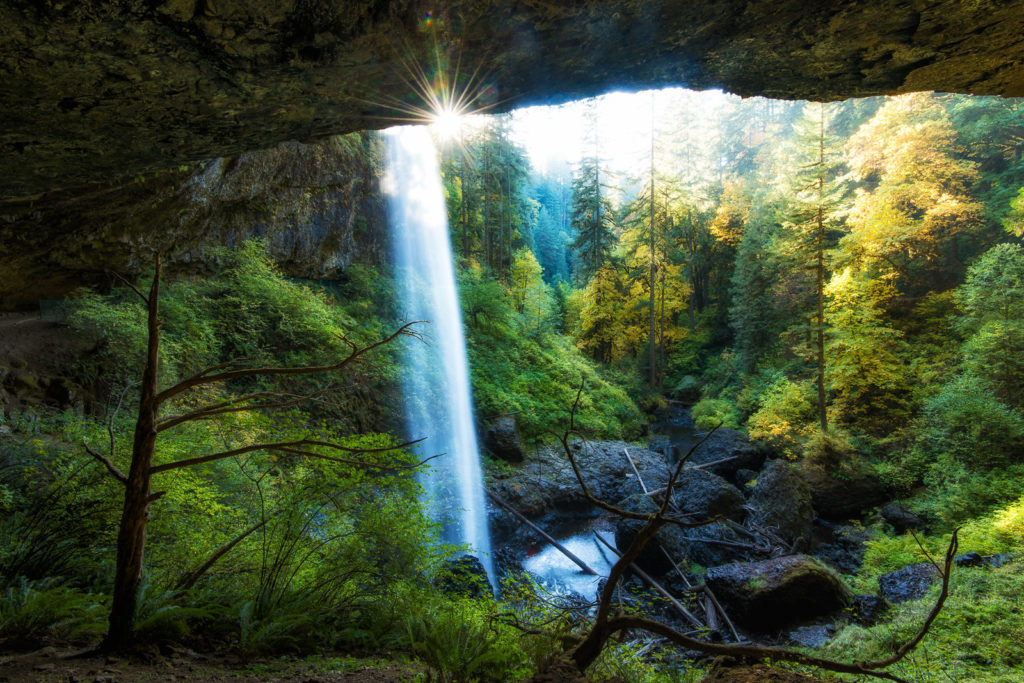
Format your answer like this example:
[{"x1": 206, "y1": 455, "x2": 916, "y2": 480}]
[
  {"x1": 594, "y1": 531, "x2": 704, "y2": 630},
  {"x1": 486, "y1": 489, "x2": 598, "y2": 575}
]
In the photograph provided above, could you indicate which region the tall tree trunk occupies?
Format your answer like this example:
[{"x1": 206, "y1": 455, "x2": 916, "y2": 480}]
[
  {"x1": 103, "y1": 257, "x2": 162, "y2": 651},
  {"x1": 648, "y1": 98, "x2": 657, "y2": 391},
  {"x1": 459, "y1": 137, "x2": 468, "y2": 258},
  {"x1": 815, "y1": 103, "x2": 829, "y2": 433}
]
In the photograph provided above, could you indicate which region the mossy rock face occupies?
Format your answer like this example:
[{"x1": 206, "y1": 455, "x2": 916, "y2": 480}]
[{"x1": 705, "y1": 554, "x2": 852, "y2": 630}]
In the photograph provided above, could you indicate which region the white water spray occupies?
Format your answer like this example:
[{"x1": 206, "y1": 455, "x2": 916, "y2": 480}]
[{"x1": 383, "y1": 126, "x2": 494, "y2": 586}]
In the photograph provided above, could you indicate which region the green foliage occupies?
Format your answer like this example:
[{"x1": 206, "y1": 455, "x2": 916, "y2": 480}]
[
  {"x1": 914, "y1": 374, "x2": 1024, "y2": 473},
  {"x1": 402, "y1": 599, "x2": 530, "y2": 682},
  {"x1": 841, "y1": 501, "x2": 1024, "y2": 681},
  {"x1": 0, "y1": 578, "x2": 106, "y2": 650},
  {"x1": 690, "y1": 397, "x2": 739, "y2": 430},
  {"x1": 0, "y1": 413, "x2": 121, "y2": 585},
  {"x1": 461, "y1": 265, "x2": 641, "y2": 443},
  {"x1": 956, "y1": 243, "x2": 1024, "y2": 408},
  {"x1": 747, "y1": 376, "x2": 817, "y2": 458}
]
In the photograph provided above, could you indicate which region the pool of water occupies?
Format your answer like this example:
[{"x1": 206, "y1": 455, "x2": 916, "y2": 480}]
[{"x1": 522, "y1": 518, "x2": 616, "y2": 599}]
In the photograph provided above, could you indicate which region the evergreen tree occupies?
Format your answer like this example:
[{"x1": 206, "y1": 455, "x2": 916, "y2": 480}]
[{"x1": 775, "y1": 102, "x2": 848, "y2": 432}]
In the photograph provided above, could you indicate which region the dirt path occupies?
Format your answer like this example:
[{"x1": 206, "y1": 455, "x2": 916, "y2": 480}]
[{"x1": 0, "y1": 647, "x2": 423, "y2": 682}]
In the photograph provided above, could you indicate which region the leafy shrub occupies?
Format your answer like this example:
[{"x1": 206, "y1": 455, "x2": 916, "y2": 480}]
[
  {"x1": 747, "y1": 377, "x2": 817, "y2": 458},
  {"x1": 690, "y1": 398, "x2": 740, "y2": 430}
]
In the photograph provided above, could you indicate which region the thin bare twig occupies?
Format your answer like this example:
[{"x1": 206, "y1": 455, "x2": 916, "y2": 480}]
[{"x1": 82, "y1": 441, "x2": 127, "y2": 484}]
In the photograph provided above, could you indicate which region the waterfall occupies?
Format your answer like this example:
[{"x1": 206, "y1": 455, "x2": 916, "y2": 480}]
[{"x1": 383, "y1": 126, "x2": 495, "y2": 588}]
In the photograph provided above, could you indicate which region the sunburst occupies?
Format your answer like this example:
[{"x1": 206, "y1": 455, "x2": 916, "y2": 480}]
[{"x1": 354, "y1": 34, "x2": 501, "y2": 144}]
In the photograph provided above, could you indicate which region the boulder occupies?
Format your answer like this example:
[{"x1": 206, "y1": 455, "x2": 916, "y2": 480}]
[
  {"x1": 878, "y1": 563, "x2": 940, "y2": 603},
  {"x1": 484, "y1": 416, "x2": 527, "y2": 463},
  {"x1": 705, "y1": 555, "x2": 852, "y2": 630},
  {"x1": 881, "y1": 502, "x2": 923, "y2": 534},
  {"x1": 677, "y1": 521, "x2": 764, "y2": 569},
  {"x1": 670, "y1": 468, "x2": 746, "y2": 522},
  {"x1": 487, "y1": 441, "x2": 669, "y2": 547},
  {"x1": 615, "y1": 470, "x2": 753, "y2": 573},
  {"x1": 954, "y1": 551, "x2": 984, "y2": 567},
  {"x1": 850, "y1": 594, "x2": 887, "y2": 625},
  {"x1": 812, "y1": 521, "x2": 869, "y2": 574},
  {"x1": 614, "y1": 494, "x2": 676, "y2": 575},
  {"x1": 988, "y1": 553, "x2": 1014, "y2": 568},
  {"x1": 748, "y1": 460, "x2": 815, "y2": 546},
  {"x1": 788, "y1": 624, "x2": 835, "y2": 648},
  {"x1": 802, "y1": 465, "x2": 889, "y2": 520},
  {"x1": 682, "y1": 428, "x2": 767, "y2": 478}
]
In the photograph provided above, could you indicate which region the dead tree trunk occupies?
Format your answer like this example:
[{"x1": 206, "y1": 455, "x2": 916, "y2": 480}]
[{"x1": 103, "y1": 256, "x2": 162, "y2": 651}]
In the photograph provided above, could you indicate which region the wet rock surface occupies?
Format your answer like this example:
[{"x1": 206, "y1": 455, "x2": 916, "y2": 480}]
[
  {"x1": 683, "y1": 428, "x2": 767, "y2": 478},
  {"x1": 669, "y1": 468, "x2": 747, "y2": 522},
  {"x1": 851, "y1": 594, "x2": 888, "y2": 625},
  {"x1": 4, "y1": 0, "x2": 1024, "y2": 205},
  {"x1": 0, "y1": 136, "x2": 388, "y2": 308},
  {"x1": 881, "y1": 502, "x2": 924, "y2": 533},
  {"x1": 487, "y1": 440, "x2": 669, "y2": 547},
  {"x1": 705, "y1": 555, "x2": 852, "y2": 630},
  {"x1": 788, "y1": 624, "x2": 835, "y2": 648},
  {"x1": 802, "y1": 466, "x2": 889, "y2": 520},
  {"x1": 878, "y1": 562, "x2": 941, "y2": 603},
  {"x1": 812, "y1": 520, "x2": 869, "y2": 574},
  {"x1": 484, "y1": 415, "x2": 527, "y2": 463},
  {"x1": 747, "y1": 460, "x2": 815, "y2": 546}
]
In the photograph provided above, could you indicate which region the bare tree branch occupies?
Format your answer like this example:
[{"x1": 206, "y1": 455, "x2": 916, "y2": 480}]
[
  {"x1": 83, "y1": 441, "x2": 128, "y2": 484},
  {"x1": 156, "y1": 387, "x2": 335, "y2": 432},
  {"x1": 544, "y1": 383, "x2": 958, "y2": 683},
  {"x1": 174, "y1": 512, "x2": 281, "y2": 594},
  {"x1": 107, "y1": 270, "x2": 149, "y2": 305},
  {"x1": 154, "y1": 321, "x2": 425, "y2": 406},
  {"x1": 149, "y1": 437, "x2": 427, "y2": 473}
]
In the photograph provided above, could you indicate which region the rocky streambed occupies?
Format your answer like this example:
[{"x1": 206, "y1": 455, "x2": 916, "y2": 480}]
[{"x1": 482, "y1": 407, "x2": 981, "y2": 648}]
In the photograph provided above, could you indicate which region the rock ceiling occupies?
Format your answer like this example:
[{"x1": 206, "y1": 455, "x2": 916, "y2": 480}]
[{"x1": 2, "y1": 0, "x2": 1024, "y2": 201}]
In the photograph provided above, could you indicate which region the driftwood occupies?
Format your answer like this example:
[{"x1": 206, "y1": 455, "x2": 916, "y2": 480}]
[
  {"x1": 622, "y1": 448, "x2": 649, "y2": 494},
  {"x1": 486, "y1": 490, "x2": 598, "y2": 575},
  {"x1": 689, "y1": 456, "x2": 737, "y2": 471},
  {"x1": 593, "y1": 532, "x2": 704, "y2": 631}
]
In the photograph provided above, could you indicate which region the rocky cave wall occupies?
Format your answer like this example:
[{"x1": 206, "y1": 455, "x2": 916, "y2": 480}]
[
  {"x1": 0, "y1": 133, "x2": 388, "y2": 309},
  {"x1": 3, "y1": 0, "x2": 1024, "y2": 201},
  {"x1": 4, "y1": 0, "x2": 1024, "y2": 305}
]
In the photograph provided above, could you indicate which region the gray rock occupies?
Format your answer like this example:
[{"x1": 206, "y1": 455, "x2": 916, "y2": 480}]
[
  {"x1": 878, "y1": 563, "x2": 940, "y2": 603},
  {"x1": 484, "y1": 415, "x2": 526, "y2": 463},
  {"x1": 851, "y1": 594, "x2": 887, "y2": 625},
  {"x1": 735, "y1": 468, "x2": 758, "y2": 493},
  {"x1": 705, "y1": 555, "x2": 852, "y2": 630},
  {"x1": 670, "y1": 468, "x2": 746, "y2": 522},
  {"x1": 748, "y1": 460, "x2": 815, "y2": 545},
  {"x1": 881, "y1": 502, "x2": 923, "y2": 534},
  {"x1": 955, "y1": 551, "x2": 984, "y2": 567},
  {"x1": 614, "y1": 494, "x2": 677, "y2": 575},
  {"x1": 789, "y1": 624, "x2": 835, "y2": 648},
  {"x1": 988, "y1": 553, "x2": 1014, "y2": 568},
  {"x1": 802, "y1": 465, "x2": 889, "y2": 519},
  {"x1": 683, "y1": 428, "x2": 767, "y2": 478}
]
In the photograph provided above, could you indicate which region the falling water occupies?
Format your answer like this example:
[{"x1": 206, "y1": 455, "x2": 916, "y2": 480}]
[{"x1": 383, "y1": 126, "x2": 495, "y2": 587}]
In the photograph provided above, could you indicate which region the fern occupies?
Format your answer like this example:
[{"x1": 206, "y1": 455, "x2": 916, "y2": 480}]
[{"x1": 0, "y1": 578, "x2": 105, "y2": 649}]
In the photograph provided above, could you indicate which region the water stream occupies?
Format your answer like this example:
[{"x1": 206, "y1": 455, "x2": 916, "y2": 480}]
[{"x1": 383, "y1": 126, "x2": 495, "y2": 588}]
